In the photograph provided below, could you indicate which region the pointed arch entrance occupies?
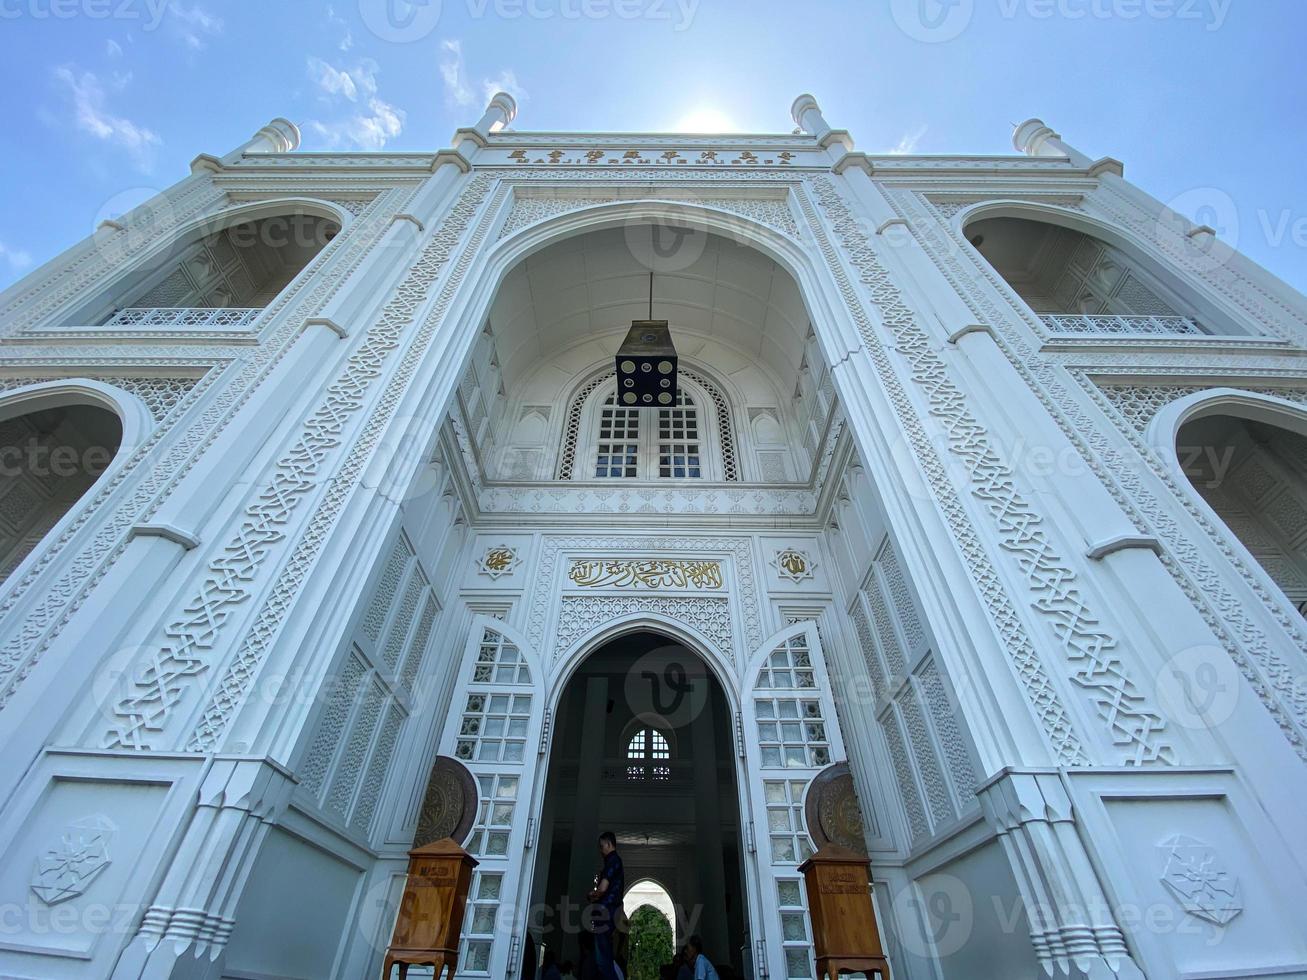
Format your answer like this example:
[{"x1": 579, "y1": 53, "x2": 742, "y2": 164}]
[{"x1": 528, "y1": 629, "x2": 748, "y2": 970}]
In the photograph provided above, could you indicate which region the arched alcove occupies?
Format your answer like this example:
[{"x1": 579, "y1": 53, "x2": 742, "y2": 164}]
[
  {"x1": 965, "y1": 211, "x2": 1239, "y2": 336},
  {"x1": 69, "y1": 203, "x2": 342, "y2": 329},
  {"x1": 0, "y1": 399, "x2": 122, "y2": 580},
  {"x1": 1177, "y1": 409, "x2": 1307, "y2": 614}
]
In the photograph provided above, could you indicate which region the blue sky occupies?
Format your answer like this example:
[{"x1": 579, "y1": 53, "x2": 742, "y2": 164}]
[{"x1": 0, "y1": 0, "x2": 1304, "y2": 293}]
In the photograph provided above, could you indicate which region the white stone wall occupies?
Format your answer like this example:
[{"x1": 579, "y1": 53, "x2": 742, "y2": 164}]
[{"x1": 0, "y1": 100, "x2": 1304, "y2": 980}]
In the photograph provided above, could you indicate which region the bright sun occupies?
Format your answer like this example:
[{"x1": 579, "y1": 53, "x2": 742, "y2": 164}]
[{"x1": 673, "y1": 107, "x2": 740, "y2": 133}]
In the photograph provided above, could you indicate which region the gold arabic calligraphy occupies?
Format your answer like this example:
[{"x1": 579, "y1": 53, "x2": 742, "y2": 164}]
[{"x1": 567, "y1": 559, "x2": 724, "y2": 590}]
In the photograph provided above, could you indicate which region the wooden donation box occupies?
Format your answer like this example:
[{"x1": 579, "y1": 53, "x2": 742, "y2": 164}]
[
  {"x1": 382, "y1": 838, "x2": 478, "y2": 980},
  {"x1": 798, "y1": 844, "x2": 890, "y2": 980}
]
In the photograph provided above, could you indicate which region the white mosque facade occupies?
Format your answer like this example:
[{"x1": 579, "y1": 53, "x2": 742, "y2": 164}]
[{"x1": 0, "y1": 92, "x2": 1305, "y2": 980}]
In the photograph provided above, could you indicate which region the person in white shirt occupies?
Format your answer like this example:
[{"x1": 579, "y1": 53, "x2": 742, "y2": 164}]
[{"x1": 687, "y1": 936, "x2": 719, "y2": 980}]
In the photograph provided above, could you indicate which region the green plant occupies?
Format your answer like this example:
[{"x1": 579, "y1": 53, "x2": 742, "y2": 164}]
[{"x1": 626, "y1": 904, "x2": 674, "y2": 980}]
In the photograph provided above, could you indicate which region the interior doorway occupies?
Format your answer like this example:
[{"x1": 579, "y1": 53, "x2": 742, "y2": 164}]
[{"x1": 527, "y1": 631, "x2": 749, "y2": 974}]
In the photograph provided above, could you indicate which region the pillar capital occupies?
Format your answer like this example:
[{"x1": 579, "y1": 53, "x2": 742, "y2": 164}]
[
  {"x1": 791, "y1": 93, "x2": 831, "y2": 139},
  {"x1": 473, "y1": 91, "x2": 517, "y2": 137},
  {"x1": 250, "y1": 117, "x2": 301, "y2": 153},
  {"x1": 1013, "y1": 116, "x2": 1094, "y2": 168},
  {"x1": 1013, "y1": 117, "x2": 1060, "y2": 156}
]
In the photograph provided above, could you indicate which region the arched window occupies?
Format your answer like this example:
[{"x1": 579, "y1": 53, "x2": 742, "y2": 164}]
[
  {"x1": 558, "y1": 369, "x2": 739, "y2": 481},
  {"x1": 1178, "y1": 410, "x2": 1307, "y2": 616},
  {"x1": 590, "y1": 386, "x2": 705, "y2": 480},
  {"x1": 626, "y1": 727, "x2": 671, "y2": 780},
  {"x1": 0, "y1": 401, "x2": 122, "y2": 581},
  {"x1": 965, "y1": 213, "x2": 1242, "y2": 337},
  {"x1": 68, "y1": 208, "x2": 341, "y2": 330}
]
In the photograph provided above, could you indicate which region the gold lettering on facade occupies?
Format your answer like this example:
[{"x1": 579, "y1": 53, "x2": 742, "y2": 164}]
[
  {"x1": 566, "y1": 559, "x2": 724, "y2": 590},
  {"x1": 484, "y1": 548, "x2": 514, "y2": 573}
]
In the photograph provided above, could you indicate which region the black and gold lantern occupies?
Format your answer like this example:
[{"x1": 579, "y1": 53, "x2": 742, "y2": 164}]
[{"x1": 616, "y1": 274, "x2": 678, "y2": 407}]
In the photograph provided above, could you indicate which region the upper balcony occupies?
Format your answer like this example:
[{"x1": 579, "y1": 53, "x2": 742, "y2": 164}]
[
  {"x1": 965, "y1": 213, "x2": 1263, "y2": 344},
  {"x1": 43, "y1": 209, "x2": 340, "y2": 336}
]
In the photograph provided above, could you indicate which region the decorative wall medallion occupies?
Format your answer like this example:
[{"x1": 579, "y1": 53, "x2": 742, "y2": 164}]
[
  {"x1": 415, "y1": 756, "x2": 478, "y2": 847},
  {"x1": 805, "y1": 763, "x2": 868, "y2": 857},
  {"x1": 771, "y1": 548, "x2": 816, "y2": 583},
  {"x1": 479, "y1": 544, "x2": 521, "y2": 580},
  {"x1": 567, "y1": 558, "x2": 724, "y2": 590},
  {"x1": 1158, "y1": 834, "x2": 1243, "y2": 926},
  {"x1": 30, "y1": 814, "x2": 117, "y2": 906}
]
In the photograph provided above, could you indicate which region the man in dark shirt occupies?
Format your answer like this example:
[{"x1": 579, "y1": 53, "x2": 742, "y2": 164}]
[{"x1": 586, "y1": 831, "x2": 624, "y2": 980}]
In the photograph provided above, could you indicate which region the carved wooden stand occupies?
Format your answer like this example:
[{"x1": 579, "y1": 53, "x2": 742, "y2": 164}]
[
  {"x1": 799, "y1": 844, "x2": 890, "y2": 980},
  {"x1": 381, "y1": 838, "x2": 478, "y2": 980}
]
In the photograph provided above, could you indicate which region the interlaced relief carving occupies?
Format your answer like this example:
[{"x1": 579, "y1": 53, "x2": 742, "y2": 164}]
[
  {"x1": 553, "y1": 594, "x2": 733, "y2": 664},
  {"x1": 182, "y1": 176, "x2": 499, "y2": 753},
  {"x1": 801, "y1": 178, "x2": 1087, "y2": 764},
  {"x1": 0, "y1": 376, "x2": 198, "y2": 422},
  {"x1": 808, "y1": 174, "x2": 1172, "y2": 766},
  {"x1": 0, "y1": 187, "x2": 408, "y2": 713},
  {"x1": 95, "y1": 175, "x2": 494, "y2": 751},
  {"x1": 891, "y1": 181, "x2": 1307, "y2": 763}
]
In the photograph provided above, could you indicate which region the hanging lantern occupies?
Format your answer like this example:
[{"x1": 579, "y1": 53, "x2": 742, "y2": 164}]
[
  {"x1": 616, "y1": 273, "x2": 678, "y2": 407},
  {"x1": 616, "y1": 319, "x2": 677, "y2": 408}
]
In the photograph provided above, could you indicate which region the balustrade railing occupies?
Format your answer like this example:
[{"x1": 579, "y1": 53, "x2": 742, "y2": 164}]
[
  {"x1": 103, "y1": 307, "x2": 263, "y2": 328},
  {"x1": 1040, "y1": 313, "x2": 1204, "y2": 336}
]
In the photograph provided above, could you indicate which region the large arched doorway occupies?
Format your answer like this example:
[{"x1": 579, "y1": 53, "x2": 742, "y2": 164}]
[
  {"x1": 1177, "y1": 407, "x2": 1307, "y2": 615},
  {"x1": 528, "y1": 631, "x2": 748, "y2": 972},
  {"x1": 0, "y1": 398, "x2": 121, "y2": 581}
]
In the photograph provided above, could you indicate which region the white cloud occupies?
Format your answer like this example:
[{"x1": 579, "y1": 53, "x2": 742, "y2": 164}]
[
  {"x1": 439, "y1": 39, "x2": 525, "y2": 111},
  {"x1": 307, "y1": 56, "x2": 376, "y2": 101},
  {"x1": 305, "y1": 56, "x2": 404, "y2": 150},
  {"x1": 308, "y1": 100, "x2": 405, "y2": 151},
  {"x1": 889, "y1": 124, "x2": 928, "y2": 155},
  {"x1": 53, "y1": 66, "x2": 162, "y2": 171},
  {"x1": 105, "y1": 39, "x2": 123, "y2": 58},
  {"x1": 165, "y1": 2, "x2": 223, "y2": 50},
  {"x1": 325, "y1": 5, "x2": 354, "y2": 50},
  {"x1": 0, "y1": 240, "x2": 33, "y2": 272},
  {"x1": 439, "y1": 39, "x2": 475, "y2": 107}
]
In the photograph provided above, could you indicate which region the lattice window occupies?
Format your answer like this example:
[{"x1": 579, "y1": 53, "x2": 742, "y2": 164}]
[
  {"x1": 472, "y1": 628, "x2": 531, "y2": 685},
  {"x1": 756, "y1": 634, "x2": 816, "y2": 690},
  {"x1": 595, "y1": 393, "x2": 641, "y2": 478},
  {"x1": 558, "y1": 369, "x2": 740, "y2": 481},
  {"x1": 457, "y1": 692, "x2": 532, "y2": 764},
  {"x1": 626, "y1": 728, "x2": 671, "y2": 780},
  {"x1": 765, "y1": 778, "x2": 814, "y2": 864},
  {"x1": 461, "y1": 869, "x2": 504, "y2": 973},
  {"x1": 466, "y1": 774, "x2": 519, "y2": 857},
  {"x1": 776, "y1": 879, "x2": 815, "y2": 979},
  {"x1": 657, "y1": 389, "x2": 702, "y2": 478},
  {"x1": 755, "y1": 698, "x2": 830, "y2": 768}
]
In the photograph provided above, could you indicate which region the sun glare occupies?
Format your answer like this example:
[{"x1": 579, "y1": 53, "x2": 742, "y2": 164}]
[{"x1": 673, "y1": 107, "x2": 740, "y2": 133}]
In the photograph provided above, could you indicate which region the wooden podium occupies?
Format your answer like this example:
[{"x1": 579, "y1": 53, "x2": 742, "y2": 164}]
[
  {"x1": 798, "y1": 844, "x2": 890, "y2": 980},
  {"x1": 381, "y1": 838, "x2": 479, "y2": 980}
]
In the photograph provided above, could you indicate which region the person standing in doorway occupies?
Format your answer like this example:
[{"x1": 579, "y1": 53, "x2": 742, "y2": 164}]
[
  {"x1": 586, "y1": 831, "x2": 625, "y2": 980},
  {"x1": 686, "y1": 937, "x2": 719, "y2": 980}
]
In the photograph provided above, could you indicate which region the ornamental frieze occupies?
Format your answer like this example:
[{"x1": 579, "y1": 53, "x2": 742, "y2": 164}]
[{"x1": 566, "y1": 558, "x2": 724, "y2": 590}]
